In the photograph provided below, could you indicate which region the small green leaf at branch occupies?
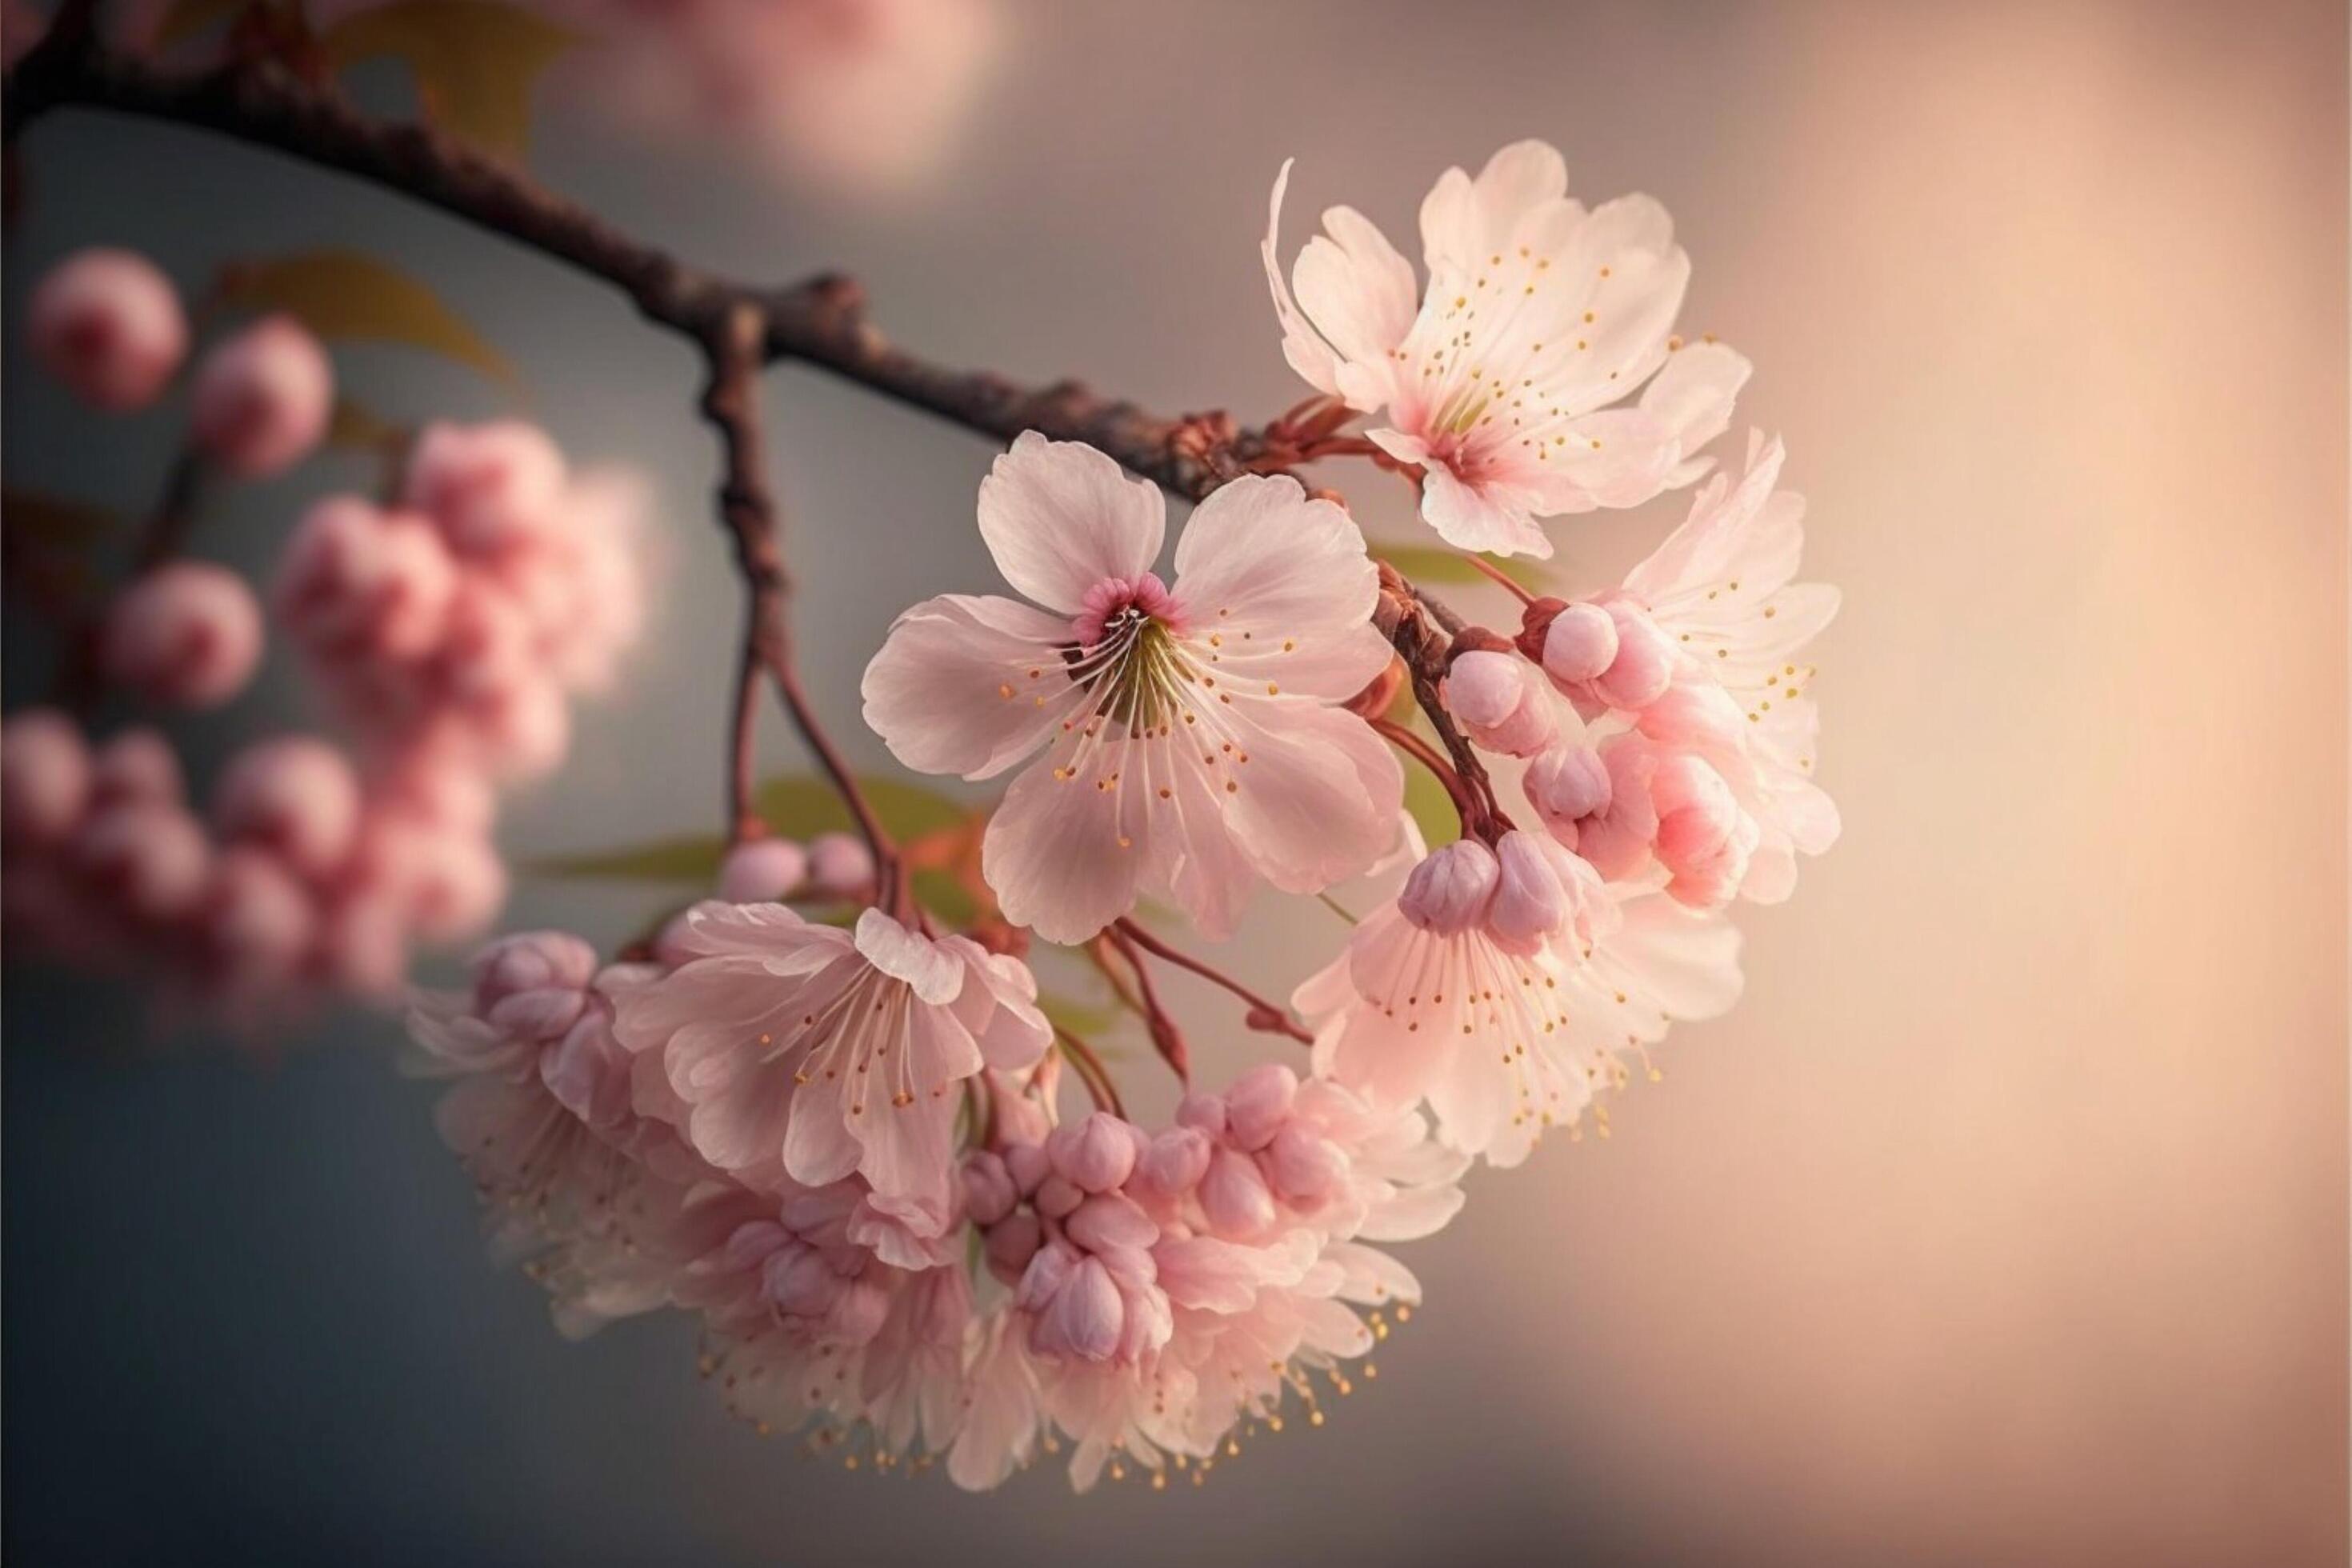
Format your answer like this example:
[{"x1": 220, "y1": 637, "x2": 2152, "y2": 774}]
[
  {"x1": 318, "y1": 0, "x2": 578, "y2": 158},
  {"x1": 214, "y1": 249, "x2": 519, "y2": 391}
]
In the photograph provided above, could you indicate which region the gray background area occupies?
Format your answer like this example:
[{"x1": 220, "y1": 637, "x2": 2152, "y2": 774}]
[{"x1": 5, "y1": 2, "x2": 2347, "y2": 1563}]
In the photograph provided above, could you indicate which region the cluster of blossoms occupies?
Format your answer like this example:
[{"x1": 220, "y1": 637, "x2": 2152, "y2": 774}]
[
  {"x1": 4, "y1": 246, "x2": 646, "y2": 1025},
  {"x1": 378, "y1": 138, "x2": 1838, "y2": 1490},
  {"x1": 404, "y1": 143, "x2": 1834, "y2": 1486},
  {"x1": 277, "y1": 420, "x2": 646, "y2": 782}
]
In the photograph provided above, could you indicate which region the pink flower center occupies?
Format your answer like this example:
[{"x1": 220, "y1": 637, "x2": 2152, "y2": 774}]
[{"x1": 1070, "y1": 571, "x2": 1181, "y2": 649}]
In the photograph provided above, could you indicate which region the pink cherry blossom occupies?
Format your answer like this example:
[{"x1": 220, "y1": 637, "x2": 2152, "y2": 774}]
[
  {"x1": 28, "y1": 247, "x2": 187, "y2": 411},
  {"x1": 102, "y1": 562, "x2": 265, "y2": 710},
  {"x1": 861, "y1": 432, "x2": 1402, "y2": 943},
  {"x1": 610, "y1": 902, "x2": 1050, "y2": 1216},
  {"x1": 1615, "y1": 434, "x2": 1840, "y2": 902},
  {"x1": 189, "y1": 314, "x2": 334, "y2": 478},
  {"x1": 1264, "y1": 142, "x2": 1749, "y2": 557},
  {"x1": 212, "y1": 736, "x2": 363, "y2": 882},
  {"x1": 1, "y1": 709, "x2": 93, "y2": 846},
  {"x1": 803, "y1": 831, "x2": 874, "y2": 899},
  {"x1": 74, "y1": 799, "x2": 211, "y2": 922},
  {"x1": 1297, "y1": 831, "x2": 1612, "y2": 1166},
  {"x1": 88, "y1": 726, "x2": 185, "y2": 810},
  {"x1": 402, "y1": 419, "x2": 566, "y2": 560},
  {"x1": 274, "y1": 497, "x2": 459, "y2": 661}
]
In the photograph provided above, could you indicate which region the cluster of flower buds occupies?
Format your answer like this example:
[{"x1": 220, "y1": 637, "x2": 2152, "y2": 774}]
[
  {"x1": 32, "y1": 246, "x2": 333, "y2": 474},
  {"x1": 278, "y1": 421, "x2": 645, "y2": 782},
  {"x1": 9, "y1": 248, "x2": 648, "y2": 1029},
  {"x1": 2, "y1": 711, "x2": 504, "y2": 1022},
  {"x1": 409, "y1": 902, "x2": 1462, "y2": 1491},
  {"x1": 714, "y1": 831, "x2": 877, "y2": 904}
]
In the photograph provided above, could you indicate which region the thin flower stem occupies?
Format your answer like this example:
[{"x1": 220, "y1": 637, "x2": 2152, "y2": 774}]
[
  {"x1": 1111, "y1": 917, "x2": 1314, "y2": 1047},
  {"x1": 1052, "y1": 1026, "x2": 1124, "y2": 1119},
  {"x1": 54, "y1": 442, "x2": 203, "y2": 715},
  {"x1": 699, "y1": 309, "x2": 897, "y2": 892},
  {"x1": 1465, "y1": 554, "x2": 1534, "y2": 606},
  {"x1": 1105, "y1": 923, "x2": 1192, "y2": 1084}
]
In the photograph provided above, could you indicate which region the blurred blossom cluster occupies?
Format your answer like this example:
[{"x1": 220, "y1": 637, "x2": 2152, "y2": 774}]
[{"x1": 5, "y1": 245, "x2": 648, "y2": 1030}]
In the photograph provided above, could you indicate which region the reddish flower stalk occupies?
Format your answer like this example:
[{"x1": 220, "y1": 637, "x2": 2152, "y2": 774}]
[
  {"x1": 1103, "y1": 922, "x2": 1193, "y2": 1084},
  {"x1": 1111, "y1": 917, "x2": 1314, "y2": 1047},
  {"x1": 1051, "y1": 1026, "x2": 1124, "y2": 1118},
  {"x1": 1464, "y1": 553, "x2": 1535, "y2": 606}
]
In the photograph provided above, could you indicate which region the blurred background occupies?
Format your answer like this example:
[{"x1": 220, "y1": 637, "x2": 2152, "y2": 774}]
[{"x1": 3, "y1": 0, "x2": 2346, "y2": 1562}]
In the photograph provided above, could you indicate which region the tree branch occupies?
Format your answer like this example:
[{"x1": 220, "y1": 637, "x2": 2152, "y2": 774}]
[{"x1": 3, "y1": 22, "x2": 1485, "y2": 861}]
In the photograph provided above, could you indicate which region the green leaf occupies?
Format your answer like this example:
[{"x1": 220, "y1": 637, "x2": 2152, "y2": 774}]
[
  {"x1": 325, "y1": 397, "x2": 409, "y2": 454},
  {"x1": 526, "y1": 834, "x2": 722, "y2": 884},
  {"x1": 1373, "y1": 542, "x2": 1554, "y2": 595},
  {"x1": 3, "y1": 488, "x2": 118, "y2": 548},
  {"x1": 320, "y1": 0, "x2": 579, "y2": 158},
  {"x1": 1036, "y1": 992, "x2": 1123, "y2": 1039},
  {"x1": 213, "y1": 249, "x2": 518, "y2": 392},
  {"x1": 1401, "y1": 756, "x2": 1462, "y2": 850},
  {"x1": 754, "y1": 774, "x2": 970, "y2": 842}
]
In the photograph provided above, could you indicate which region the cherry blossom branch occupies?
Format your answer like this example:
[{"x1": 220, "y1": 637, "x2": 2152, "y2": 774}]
[
  {"x1": 697, "y1": 305, "x2": 896, "y2": 881},
  {"x1": 2, "y1": 15, "x2": 1490, "y2": 876},
  {"x1": 1110, "y1": 917, "x2": 1314, "y2": 1047}
]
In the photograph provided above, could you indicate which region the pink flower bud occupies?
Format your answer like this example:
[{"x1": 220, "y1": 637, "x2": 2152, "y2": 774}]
[
  {"x1": 805, "y1": 831, "x2": 874, "y2": 898},
  {"x1": 462, "y1": 671, "x2": 571, "y2": 782},
  {"x1": 1044, "y1": 1254, "x2": 1125, "y2": 1362},
  {"x1": 540, "y1": 1013, "x2": 634, "y2": 1129},
  {"x1": 1398, "y1": 838, "x2": 1500, "y2": 936},
  {"x1": 1638, "y1": 678, "x2": 1745, "y2": 751},
  {"x1": 1487, "y1": 829, "x2": 1573, "y2": 954},
  {"x1": 1540, "y1": 602, "x2": 1619, "y2": 685},
  {"x1": 1222, "y1": 1063, "x2": 1298, "y2": 1152},
  {"x1": 102, "y1": 562, "x2": 263, "y2": 710},
  {"x1": 367, "y1": 820, "x2": 506, "y2": 944},
  {"x1": 473, "y1": 929, "x2": 598, "y2": 1012},
  {"x1": 212, "y1": 736, "x2": 362, "y2": 881},
  {"x1": 1001, "y1": 1138, "x2": 1050, "y2": 1197},
  {"x1": 1033, "y1": 1174, "x2": 1085, "y2": 1219},
  {"x1": 983, "y1": 1210, "x2": 1042, "y2": 1284},
  {"x1": 1581, "y1": 735, "x2": 1661, "y2": 867},
  {"x1": 202, "y1": 846, "x2": 314, "y2": 986},
  {"x1": 29, "y1": 248, "x2": 186, "y2": 411},
  {"x1": 1523, "y1": 742, "x2": 1612, "y2": 848},
  {"x1": 1048, "y1": 1110, "x2": 1138, "y2": 1193},
  {"x1": 321, "y1": 891, "x2": 408, "y2": 1001},
  {"x1": 1135, "y1": 1126, "x2": 1212, "y2": 1196},
  {"x1": 1442, "y1": 649, "x2": 1526, "y2": 730},
  {"x1": 718, "y1": 837, "x2": 806, "y2": 902},
  {"x1": 402, "y1": 420, "x2": 565, "y2": 558},
  {"x1": 1592, "y1": 602, "x2": 1676, "y2": 710},
  {"x1": 960, "y1": 1151, "x2": 1018, "y2": 1226},
  {"x1": 1174, "y1": 1090, "x2": 1227, "y2": 1137},
  {"x1": 74, "y1": 801, "x2": 210, "y2": 922},
  {"x1": 1198, "y1": 1147, "x2": 1277, "y2": 1238},
  {"x1": 275, "y1": 498, "x2": 457, "y2": 660},
  {"x1": 374, "y1": 757, "x2": 494, "y2": 836},
  {"x1": 88, "y1": 727, "x2": 182, "y2": 810},
  {"x1": 1264, "y1": 1122, "x2": 1346, "y2": 1204},
  {"x1": 1650, "y1": 752, "x2": 1739, "y2": 871},
  {"x1": 1063, "y1": 1191, "x2": 1158, "y2": 1253},
  {"x1": 189, "y1": 314, "x2": 333, "y2": 478},
  {"x1": 1, "y1": 709, "x2": 90, "y2": 845}
]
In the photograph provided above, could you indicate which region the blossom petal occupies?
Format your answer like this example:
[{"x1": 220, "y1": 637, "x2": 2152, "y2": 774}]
[
  {"x1": 862, "y1": 593, "x2": 1082, "y2": 780},
  {"x1": 976, "y1": 431, "x2": 1165, "y2": 614}
]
